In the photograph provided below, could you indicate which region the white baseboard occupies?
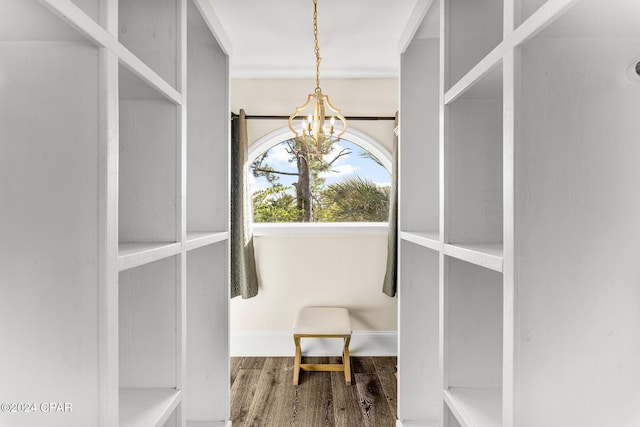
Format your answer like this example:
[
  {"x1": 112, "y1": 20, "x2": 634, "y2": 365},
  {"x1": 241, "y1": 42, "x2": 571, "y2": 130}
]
[
  {"x1": 231, "y1": 330, "x2": 397, "y2": 357},
  {"x1": 185, "y1": 421, "x2": 230, "y2": 427},
  {"x1": 395, "y1": 420, "x2": 439, "y2": 427}
]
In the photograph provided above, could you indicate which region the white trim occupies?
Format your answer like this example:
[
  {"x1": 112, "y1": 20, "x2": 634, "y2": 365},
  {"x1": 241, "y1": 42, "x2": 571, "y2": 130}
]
[
  {"x1": 231, "y1": 330, "x2": 397, "y2": 357},
  {"x1": 192, "y1": 0, "x2": 233, "y2": 56},
  {"x1": 395, "y1": 421, "x2": 441, "y2": 427},
  {"x1": 248, "y1": 126, "x2": 393, "y2": 172},
  {"x1": 231, "y1": 67, "x2": 399, "y2": 80},
  {"x1": 397, "y1": 0, "x2": 435, "y2": 54},
  {"x1": 253, "y1": 222, "x2": 388, "y2": 236},
  {"x1": 185, "y1": 421, "x2": 231, "y2": 427}
]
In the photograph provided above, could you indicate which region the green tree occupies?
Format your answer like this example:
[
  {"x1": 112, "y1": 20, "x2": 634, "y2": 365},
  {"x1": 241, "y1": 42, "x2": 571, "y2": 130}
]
[
  {"x1": 320, "y1": 176, "x2": 390, "y2": 222},
  {"x1": 251, "y1": 185, "x2": 301, "y2": 223},
  {"x1": 251, "y1": 139, "x2": 350, "y2": 222}
]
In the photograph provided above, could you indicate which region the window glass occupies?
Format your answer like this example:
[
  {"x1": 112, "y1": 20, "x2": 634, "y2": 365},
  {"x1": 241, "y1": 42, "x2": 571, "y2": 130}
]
[{"x1": 250, "y1": 139, "x2": 391, "y2": 223}]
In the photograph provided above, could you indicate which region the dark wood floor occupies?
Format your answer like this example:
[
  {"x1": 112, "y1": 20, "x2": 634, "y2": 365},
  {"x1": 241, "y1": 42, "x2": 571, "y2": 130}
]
[{"x1": 230, "y1": 356, "x2": 397, "y2": 427}]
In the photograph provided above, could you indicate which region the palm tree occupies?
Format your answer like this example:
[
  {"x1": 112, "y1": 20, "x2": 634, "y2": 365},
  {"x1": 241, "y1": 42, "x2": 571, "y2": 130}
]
[{"x1": 320, "y1": 176, "x2": 389, "y2": 222}]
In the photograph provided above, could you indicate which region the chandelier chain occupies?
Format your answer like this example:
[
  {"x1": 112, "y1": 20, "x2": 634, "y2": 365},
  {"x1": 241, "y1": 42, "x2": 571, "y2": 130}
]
[
  {"x1": 313, "y1": 0, "x2": 321, "y2": 91},
  {"x1": 287, "y1": 0, "x2": 346, "y2": 155}
]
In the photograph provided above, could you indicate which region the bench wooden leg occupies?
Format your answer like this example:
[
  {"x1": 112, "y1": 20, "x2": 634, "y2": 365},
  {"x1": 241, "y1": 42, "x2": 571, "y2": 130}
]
[
  {"x1": 343, "y1": 335, "x2": 351, "y2": 386},
  {"x1": 293, "y1": 333, "x2": 352, "y2": 386},
  {"x1": 293, "y1": 335, "x2": 302, "y2": 386}
]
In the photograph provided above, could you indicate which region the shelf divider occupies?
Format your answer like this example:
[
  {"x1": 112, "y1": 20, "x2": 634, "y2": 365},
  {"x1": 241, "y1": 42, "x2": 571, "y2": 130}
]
[
  {"x1": 444, "y1": 387, "x2": 502, "y2": 427},
  {"x1": 119, "y1": 388, "x2": 181, "y2": 427}
]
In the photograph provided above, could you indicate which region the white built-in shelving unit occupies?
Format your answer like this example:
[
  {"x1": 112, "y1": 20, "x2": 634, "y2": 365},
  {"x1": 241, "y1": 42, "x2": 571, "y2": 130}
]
[
  {"x1": 397, "y1": 0, "x2": 640, "y2": 426},
  {"x1": 1, "y1": 0, "x2": 231, "y2": 426}
]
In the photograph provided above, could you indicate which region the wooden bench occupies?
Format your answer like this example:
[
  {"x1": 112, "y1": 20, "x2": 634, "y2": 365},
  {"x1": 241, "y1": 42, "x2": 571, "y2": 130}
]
[{"x1": 292, "y1": 306, "x2": 352, "y2": 386}]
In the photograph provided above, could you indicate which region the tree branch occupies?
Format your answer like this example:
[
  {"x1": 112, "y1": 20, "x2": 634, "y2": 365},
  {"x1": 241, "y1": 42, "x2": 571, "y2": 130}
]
[
  {"x1": 253, "y1": 167, "x2": 300, "y2": 177},
  {"x1": 327, "y1": 148, "x2": 351, "y2": 166}
]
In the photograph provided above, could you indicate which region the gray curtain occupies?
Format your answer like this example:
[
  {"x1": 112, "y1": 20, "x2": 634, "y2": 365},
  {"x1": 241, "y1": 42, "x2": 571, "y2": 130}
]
[
  {"x1": 382, "y1": 113, "x2": 399, "y2": 297},
  {"x1": 230, "y1": 109, "x2": 259, "y2": 299}
]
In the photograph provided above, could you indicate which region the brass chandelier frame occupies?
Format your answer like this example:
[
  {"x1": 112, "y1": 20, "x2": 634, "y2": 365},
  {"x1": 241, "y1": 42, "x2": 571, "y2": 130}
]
[{"x1": 288, "y1": 0, "x2": 347, "y2": 155}]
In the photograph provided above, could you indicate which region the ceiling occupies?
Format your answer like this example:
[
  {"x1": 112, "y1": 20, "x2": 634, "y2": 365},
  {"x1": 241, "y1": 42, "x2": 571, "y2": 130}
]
[{"x1": 209, "y1": 0, "x2": 420, "y2": 79}]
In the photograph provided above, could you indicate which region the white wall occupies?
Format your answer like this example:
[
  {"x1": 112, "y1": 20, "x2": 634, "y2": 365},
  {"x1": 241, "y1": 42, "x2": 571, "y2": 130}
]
[
  {"x1": 231, "y1": 78, "x2": 398, "y2": 151},
  {"x1": 230, "y1": 79, "x2": 398, "y2": 355},
  {"x1": 231, "y1": 233, "x2": 398, "y2": 355}
]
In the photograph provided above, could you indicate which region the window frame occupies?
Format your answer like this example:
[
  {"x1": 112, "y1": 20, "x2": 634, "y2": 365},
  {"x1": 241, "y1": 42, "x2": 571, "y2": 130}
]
[
  {"x1": 248, "y1": 126, "x2": 393, "y2": 235},
  {"x1": 252, "y1": 222, "x2": 389, "y2": 236},
  {"x1": 248, "y1": 126, "x2": 393, "y2": 172}
]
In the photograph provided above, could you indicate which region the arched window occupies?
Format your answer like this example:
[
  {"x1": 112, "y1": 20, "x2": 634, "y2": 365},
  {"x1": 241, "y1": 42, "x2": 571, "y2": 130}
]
[{"x1": 248, "y1": 127, "x2": 392, "y2": 223}]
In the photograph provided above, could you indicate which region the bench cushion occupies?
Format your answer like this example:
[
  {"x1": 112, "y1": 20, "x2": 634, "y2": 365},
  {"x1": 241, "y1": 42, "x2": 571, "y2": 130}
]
[{"x1": 293, "y1": 307, "x2": 352, "y2": 335}]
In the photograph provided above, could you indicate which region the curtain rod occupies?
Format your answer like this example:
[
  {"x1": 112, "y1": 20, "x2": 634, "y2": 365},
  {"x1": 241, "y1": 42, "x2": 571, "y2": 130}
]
[{"x1": 231, "y1": 113, "x2": 395, "y2": 121}]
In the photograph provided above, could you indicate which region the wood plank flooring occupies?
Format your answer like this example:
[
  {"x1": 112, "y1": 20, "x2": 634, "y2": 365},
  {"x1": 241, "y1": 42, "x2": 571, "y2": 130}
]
[{"x1": 231, "y1": 356, "x2": 397, "y2": 427}]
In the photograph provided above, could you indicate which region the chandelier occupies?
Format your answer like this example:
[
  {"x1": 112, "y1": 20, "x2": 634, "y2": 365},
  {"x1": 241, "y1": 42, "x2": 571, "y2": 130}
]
[{"x1": 288, "y1": 0, "x2": 347, "y2": 155}]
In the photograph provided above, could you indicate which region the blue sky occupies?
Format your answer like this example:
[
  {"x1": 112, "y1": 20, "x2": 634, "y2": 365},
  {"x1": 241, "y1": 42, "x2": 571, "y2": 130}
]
[{"x1": 249, "y1": 139, "x2": 391, "y2": 194}]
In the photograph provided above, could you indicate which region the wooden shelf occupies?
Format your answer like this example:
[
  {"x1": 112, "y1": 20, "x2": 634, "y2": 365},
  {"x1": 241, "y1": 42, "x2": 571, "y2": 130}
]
[
  {"x1": 444, "y1": 387, "x2": 502, "y2": 427},
  {"x1": 185, "y1": 231, "x2": 229, "y2": 251},
  {"x1": 509, "y1": 0, "x2": 579, "y2": 47},
  {"x1": 446, "y1": 0, "x2": 503, "y2": 88},
  {"x1": 511, "y1": 0, "x2": 639, "y2": 46},
  {"x1": 401, "y1": 0, "x2": 640, "y2": 425},
  {"x1": 118, "y1": 242, "x2": 181, "y2": 271},
  {"x1": 37, "y1": 0, "x2": 182, "y2": 104},
  {"x1": 117, "y1": 45, "x2": 182, "y2": 105},
  {"x1": 118, "y1": 0, "x2": 179, "y2": 93},
  {"x1": 400, "y1": 231, "x2": 440, "y2": 252},
  {"x1": 443, "y1": 243, "x2": 503, "y2": 272},
  {"x1": 4, "y1": 0, "x2": 231, "y2": 425},
  {"x1": 119, "y1": 63, "x2": 178, "y2": 102},
  {"x1": 445, "y1": 47, "x2": 505, "y2": 104},
  {"x1": 120, "y1": 388, "x2": 181, "y2": 427}
]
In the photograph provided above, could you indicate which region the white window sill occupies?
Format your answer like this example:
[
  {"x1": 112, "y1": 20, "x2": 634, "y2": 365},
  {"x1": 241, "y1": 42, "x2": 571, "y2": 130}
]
[{"x1": 252, "y1": 222, "x2": 389, "y2": 236}]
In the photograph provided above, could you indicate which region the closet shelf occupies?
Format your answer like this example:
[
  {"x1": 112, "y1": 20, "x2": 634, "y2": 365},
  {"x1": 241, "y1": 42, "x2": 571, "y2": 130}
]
[
  {"x1": 119, "y1": 63, "x2": 177, "y2": 102},
  {"x1": 443, "y1": 243, "x2": 503, "y2": 272},
  {"x1": 400, "y1": 231, "x2": 440, "y2": 252},
  {"x1": 507, "y1": 0, "x2": 578, "y2": 48},
  {"x1": 444, "y1": 387, "x2": 502, "y2": 427},
  {"x1": 38, "y1": 0, "x2": 109, "y2": 44},
  {"x1": 185, "y1": 231, "x2": 229, "y2": 251},
  {"x1": 40, "y1": 0, "x2": 181, "y2": 104},
  {"x1": 120, "y1": 388, "x2": 181, "y2": 427},
  {"x1": 117, "y1": 51, "x2": 181, "y2": 104},
  {"x1": 118, "y1": 242, "x2": 181, "y2": 271},
  {"x1": 444, "y1": 43, "x2": 505, "y2": 105}
]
